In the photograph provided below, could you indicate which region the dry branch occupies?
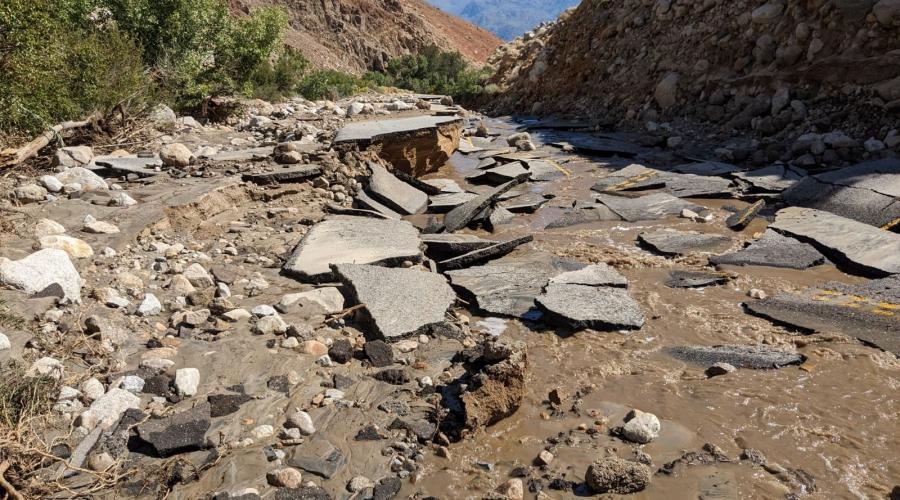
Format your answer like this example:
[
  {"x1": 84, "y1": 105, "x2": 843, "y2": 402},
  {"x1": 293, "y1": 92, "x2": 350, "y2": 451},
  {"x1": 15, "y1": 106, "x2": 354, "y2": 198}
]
[{"x1": 0, "y1": 114, "x2": 100, "y2": 169}]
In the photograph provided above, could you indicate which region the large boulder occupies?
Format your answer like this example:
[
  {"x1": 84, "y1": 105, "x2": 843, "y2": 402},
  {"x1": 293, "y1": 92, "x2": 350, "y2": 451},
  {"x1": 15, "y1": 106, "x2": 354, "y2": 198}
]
[{"x1": 0, "y1": 249, "x2": 83, "y2": 302}]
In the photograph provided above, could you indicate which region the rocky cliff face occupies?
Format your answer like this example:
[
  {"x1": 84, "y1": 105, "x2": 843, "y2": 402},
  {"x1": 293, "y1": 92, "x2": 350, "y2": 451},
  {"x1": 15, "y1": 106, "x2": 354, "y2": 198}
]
[
  {"x1": 487, "y1": 0, "x2": 900, "y2": 162},
  {"x1": 235, "y1": 0, "x2": 502, "y2": 73}
]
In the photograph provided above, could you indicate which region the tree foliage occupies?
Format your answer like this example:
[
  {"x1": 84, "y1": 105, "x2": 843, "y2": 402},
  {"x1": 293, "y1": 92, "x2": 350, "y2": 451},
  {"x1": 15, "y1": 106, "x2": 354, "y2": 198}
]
[{"x1": 364, "y1": 45, "x2": 490, "y2": 99}]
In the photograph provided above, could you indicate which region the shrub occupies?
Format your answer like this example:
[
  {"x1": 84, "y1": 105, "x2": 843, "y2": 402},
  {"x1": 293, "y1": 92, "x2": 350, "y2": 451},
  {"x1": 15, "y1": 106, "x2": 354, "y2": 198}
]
[
  {"x1": 0, "y1": 0, "x2": 147, "y2": 133},
  {"x1": 369, "y1": 45, "x2": 491, "y2": 100},
  {"x1": 250, "y1": 47, "x2": 310, "y2": 102},
  {"x1": 298, "y1": 70, "x2": 364, "y2": 101}
]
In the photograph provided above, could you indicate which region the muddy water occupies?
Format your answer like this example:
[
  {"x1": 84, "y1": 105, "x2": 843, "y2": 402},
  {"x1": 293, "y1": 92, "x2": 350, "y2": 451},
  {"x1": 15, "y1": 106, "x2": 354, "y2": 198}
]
[{"x1": 412, "y1": 118, "x2": 899, "y2": 498}]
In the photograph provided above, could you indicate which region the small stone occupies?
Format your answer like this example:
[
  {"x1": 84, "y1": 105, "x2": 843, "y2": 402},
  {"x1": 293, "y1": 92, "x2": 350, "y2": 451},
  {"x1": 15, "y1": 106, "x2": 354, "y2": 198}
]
[
  {"x1": 864, "y1": 138, "x2": 886, "y2": 152},
  {"x1": 364, "y1": 340, "x2": 394, "y2": 367},
  {"x1": 252, "y1": 424, "x2": 275, "y2": 440},
  {"x1": 88, "y1": 452, "x2": 115, "y2": 472},
  {"x1": 14, "y1": 184, "x2": 48, "y2": 203},
  {"x1": 706, "y1": 362, "x2": 737, "y2": 378},
  {"x1": 83, "y1": 220, "x2": 120, "y2": 234},
  {"x1": 183, "y1": 264, "x2": 214, "y2": 288},
  {"x1": 137, "y1": 293, "x2": 162, "y2": 316},
  {"x1": 267, "y1": 467, "x2": 303, "y2": 488},
  {"x1": 175, "y1": 368, "x2": 200, "y2": 397},
  {"x1": 301, "y1": 340, "x2": 328, "y2": 357},
  {"x1": 254, "y1": 315, "x2": 287, "y2": 335},
  {"x1": 81, "y1": 377, "x2": 105, "y2": 402},
  {"x1": 348, "y1": 475, "x2": 375, "y2": 492},
  {"x1": 328, "y1": 339, "x2": 354, "y2": 364},
  {"x1": 499, "y1": 478, "x2": 524, "y2": 500},
  {"x1": 585, "y1": 456, "x2": 652, "y2": 494},
  {"x1": 120, "y1": 375, "x2": 145, "y2": 393},
  {"x1": 251, "y1": 304, "x2": 277, "y2": 317},
  {"x1": 33, "y1": 219, "x2": 66, "y2": 238},
  {"x1": 286, "y1": 409, "x2": 316, "y2": 435},
  {"x1": 536, "y1": 450, "x2": 554, "y2": 466},
  {"x1": 27, "y1": 357, "x2": 64, "y2": 380},
  {"x1": 39, "y1": 235, "x2": 93, "y2": 259},
  {"x1": 748, "y1": 288, "x2": 768, "y2": 300},
  {"x1": 281, "y1": 337, "x2": 299, "y2": 349},
  {"x1": 39, "y1": 175, "x2": 64, "y2": 193},
  {"x1": 223, "y1": 308, "x2": 252, "y2": 322},
  {"x1": 620, "y1": 409, "x2": 661, "y2": 444},
  {"x1": 0, "y1": 332, "x2": 9, "y2": 350},
  {"x1": 654, "y1": 73, "x2": 679, "y2": 109},
  {"x1": 160, "y1": 143, "x2": 194, "y2": 168}
]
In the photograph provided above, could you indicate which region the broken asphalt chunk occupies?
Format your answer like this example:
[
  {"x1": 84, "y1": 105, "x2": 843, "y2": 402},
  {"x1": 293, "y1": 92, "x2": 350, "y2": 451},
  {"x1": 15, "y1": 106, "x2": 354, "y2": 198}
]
[
  {"x1": 595, "y1": 193, "x2": 706, "y2": 222},
  {"x1": 441, "y1": 174, "x2": 530, "y2": 232},
  {"x1": 710, "y1": 230, "x2": 828, "y2": 270},
  {"x1": 285, "y1": 439, "x2": 346, "y2": 479},
  {"x1": 665, "y1": 270, "x2": 731, "y2": 288},
  {"x1": 421, "y1": 234, "x2": 497, "y2": 260},
  {"x1": 366, "y1": 162, "x2": 428, "y2": 215},
  {"x1": 549, "y1": 263, "x2": 628, "y2": 287},
  {"x1": 638, "y1": 230, "x2": 732, "y2": 256},
  {"x1": 134, "y1": 403, "x2": 211, "y2": 458},
  {"x1": 666, "y1": 345, "x2": 805, "y2": 369},
  {"x1": 769, "y1": 207, "x2": 900, "y2": 276},
  {"x1": 282, "y1": 217, "x2": 423, "y2": 282},
  {"x1": 439, "y1": 235, "x2": 534, "y2": 270},
  {"x1": 781, "y1": 159, "x2": 900, "y2": 228},
  {"x1": 446, "y1": 253, "x2": 582, "y2": 318},
  {"x1": 745, "y1": 275, "x2": 900, "y2": 355},
  {"x1": 333, "y1": 116, "x2": 462, "y2": 176},
  {"x1": 536, "y1": 283, "x2": 644, "y2": 331},
  {"x1": 332, "y1": 264, "x2": 456, "y2": 340},
  {"x1": 241, "y1": 165, "x2": 321, "y2": 185},
  {"x1": 733, "y1": 164, "x2": 807, "y2": 193}
]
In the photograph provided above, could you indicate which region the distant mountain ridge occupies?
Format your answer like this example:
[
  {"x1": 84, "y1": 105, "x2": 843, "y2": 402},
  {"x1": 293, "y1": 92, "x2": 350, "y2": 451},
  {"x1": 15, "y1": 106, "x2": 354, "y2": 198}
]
[{"x1": 428, "y1": 0, "x2": 581, "y2": 40}]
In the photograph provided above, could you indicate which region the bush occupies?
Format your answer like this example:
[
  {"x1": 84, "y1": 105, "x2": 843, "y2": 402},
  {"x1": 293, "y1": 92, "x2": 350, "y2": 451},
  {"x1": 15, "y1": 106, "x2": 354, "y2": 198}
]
[
  {"x1": 250, "y1": 47, "x2": 310, "y2": 102},
  {"x1": 367, "y1": 45, "x2": 491, "y2": 100},
  {"x1": 0, "y1": 0, "x2": 289, "y2": 134},
  {"x1": 0, "y1": 0, "x2": 147, "y2": 133},
  {"x1": 298, "y1": 70, "x2": 364, "y2": 101}
]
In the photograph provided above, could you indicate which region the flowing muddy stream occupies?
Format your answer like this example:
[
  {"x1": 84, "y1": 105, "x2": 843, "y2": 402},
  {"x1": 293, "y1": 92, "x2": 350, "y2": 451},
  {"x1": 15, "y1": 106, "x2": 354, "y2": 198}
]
[{"x1": 406, "y1": 117, "x2": 899, "y2": 499}]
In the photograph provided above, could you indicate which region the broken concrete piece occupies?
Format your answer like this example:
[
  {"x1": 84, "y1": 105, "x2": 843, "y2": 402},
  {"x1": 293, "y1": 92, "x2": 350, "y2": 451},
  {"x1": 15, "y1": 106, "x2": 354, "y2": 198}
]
[
  {"x1": 334, "y1": 116, "x2": 462, "y2": 176},
  {"x1": 544, "y1": 204, "x2": 623, "y2": 228},
  {"x1": 93, "y1": 156, "x2": 162, "y2": 178},
  {"x1": 595, "y1": 193, "x2": 706, "y2": 222},
  {"x1": 466, "y1": 162, "x2": 530, "y2": 185},
  {"x1": 745, "y1": 276, "x2": 900, "y2": 355},
  {"x1": 710, "y1": 230, "x2": 828, "y2": 270},
  {"x1": 781, "y1": 159, "x2": 900, "y2": 228},
  {"x1": 366, "y1": 163, "x2": 428, "y2": 215},
  {"x1": 666, "y1": 345, "x2": 805, "y2": 369},
  {"x1": 0, "y1": 249, "x2": 83, "y2": 302},
  {"x1": 536, "y1": 283, "x2": 644, "y2": 330},
  {"x1": 136, "y1": 403, "x2": 211, "y2": 457},
  {"x1": 332, "y1": 264, "x2": 455, "y2": 339},
  {"x1": 769, "y1": 207, "x2": 900, "y2": 276},
  {"x1": 283, "y1": 217, "x2": 423, "y2": 282},
  {"x1": 638, "y1": 230, "x2": 732, "y2": 256},
  {"x1": 442, "y1": 174, "x2": 530, "y2": 232},
  {"x1": 278, "y1": 288, "x2": 345, "y2": 315},
  {"x1": 241, "y1": 165, "x2": 322, "y2": 185},
  {"x1": 439, "y1": 235, "x2": 534, "y2": 270}
]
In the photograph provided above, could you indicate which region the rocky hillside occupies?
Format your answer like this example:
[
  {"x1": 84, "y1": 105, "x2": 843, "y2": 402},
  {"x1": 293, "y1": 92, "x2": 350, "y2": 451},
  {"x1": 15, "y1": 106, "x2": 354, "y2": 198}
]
[
  {"x1": 488, "y1": 0, "x2": 900, "y2": 162},
  {"x1": 428, "y1": 0, "x2": 581, "y2": 40},
  {"x1": 235, "y1": 0, "x2": 502, "y2": 73}
]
